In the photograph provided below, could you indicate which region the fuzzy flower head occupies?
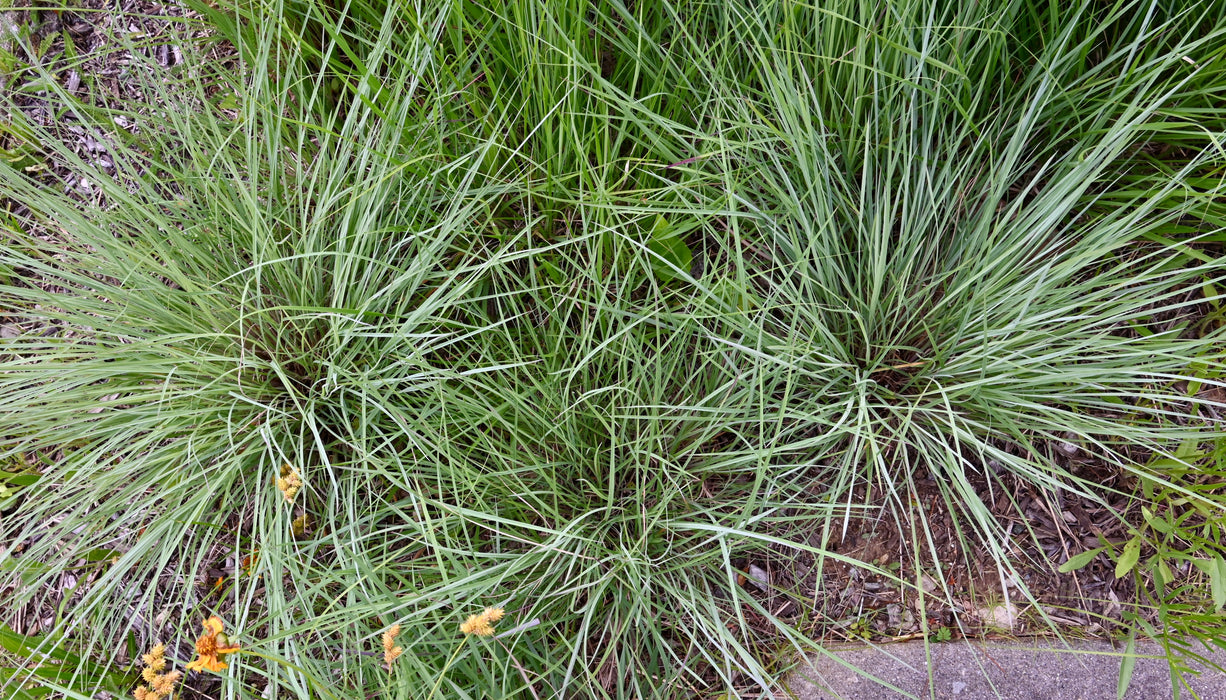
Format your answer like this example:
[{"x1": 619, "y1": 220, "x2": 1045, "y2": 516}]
[
  {"x1": 381, "y1": 623, "x2": 403, "y2": 671},
  {"x1": 276, "y1": 463, "x2": 302, "y2": 502},
  {"x1": 186, "y1": 616, "x2": 240, "y2": 674},
  {"x1": 460, "y1": 607, "x2": 505, "y2": 637},
  {"x1": 151, "y1": 671, "x2": 181, "y2": 697},
  {"x1": 134, "y1": 642, "x2": 179, "y2": 700},
  {"x1": 140, "y1": 643, "x2": 166, "y2": 673},
  {"x1": 291, "y1": 512, "x2": 310, "y2": 538}
]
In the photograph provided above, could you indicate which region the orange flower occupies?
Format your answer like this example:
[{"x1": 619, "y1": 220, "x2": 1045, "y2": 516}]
[{"x1": 185, "y1": 616, "x2": 240, "y2": 673}]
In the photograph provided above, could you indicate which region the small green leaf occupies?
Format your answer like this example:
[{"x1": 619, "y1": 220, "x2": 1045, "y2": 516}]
[
  {"x1": 0, "y1": 668, "x2": 55, "y2": 699},
  {"x1": 1142, "y1": 507, "x2": 1173, "y2": 535},
  {"x1": 1212, "y1": 555, "x2": 1226, "y2": 610},
  {"x1": 1117, "y1": 631, "x2": 1137, "y2": 700},
  {"x1": 1174, "y1": 438, "x2": 1201, "y2": 460},
  {"x1": 1158, "y1": 559, "x2": 1174, "y2": 587},
  {"x1": 649, "y1": 214, "x2": 670, "y2": 238},
  {"x1": 127, "y1": 630, "x2": 138, "y2": 670},
  {"x1": 1115, "y1": 537, "x2": 1142, "y2": 579},
  {"x1": 1140, "y1": 475, "x2": 1156, "y2": 501},
  {"x1": 1059, "y1": 546, "x2": 1107, "y2": 573},
  {"x1": 81, "y1": 549, "x2": 123, "y2": 563},
  {"x1": 5, "y1": 474, "x2": 39, "y2": 488},
  {"x1": 537, "y1": 258, "x2": 564, "y2": 286},
  {"x1": 647, "y1": 215, "x2": 692, "y2": 282}
]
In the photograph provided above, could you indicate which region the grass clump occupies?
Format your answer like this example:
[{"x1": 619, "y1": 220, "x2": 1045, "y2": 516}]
[{"x1": 1, "y1": 0, "x2": 1225, "y2": 698}]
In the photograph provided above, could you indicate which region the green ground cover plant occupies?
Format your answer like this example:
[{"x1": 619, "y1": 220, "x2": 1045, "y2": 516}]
[{"x1": 2, "y1": 0, "x2": 1225, "y2": 697}]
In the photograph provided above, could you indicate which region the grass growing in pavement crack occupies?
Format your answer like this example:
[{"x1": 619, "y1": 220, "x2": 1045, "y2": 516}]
[{"x1": 2, "y1": 0, "x2": 1225, "y2": 698}]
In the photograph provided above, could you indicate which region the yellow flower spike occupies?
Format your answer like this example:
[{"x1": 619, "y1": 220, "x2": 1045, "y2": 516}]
[
  {"x1": 381, "y1": 623, "x2": 403, "y2": 671},
  {"x1": 186, "y1": 616, "x2": 240, "y2": 674},
  {"x1": 460, "y1": 607, "x2": 505, "y2": 637}
]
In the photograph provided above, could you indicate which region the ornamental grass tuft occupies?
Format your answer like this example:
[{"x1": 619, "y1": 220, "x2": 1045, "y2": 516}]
[{"x1": 2, "y1": 0, "x2": 1225, "y2": 698}]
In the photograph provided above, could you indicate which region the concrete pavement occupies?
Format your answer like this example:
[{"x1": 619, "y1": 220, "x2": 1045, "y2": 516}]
[{"x1": 780, "y1": 639, "x2": 1226, "y2": 699}]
